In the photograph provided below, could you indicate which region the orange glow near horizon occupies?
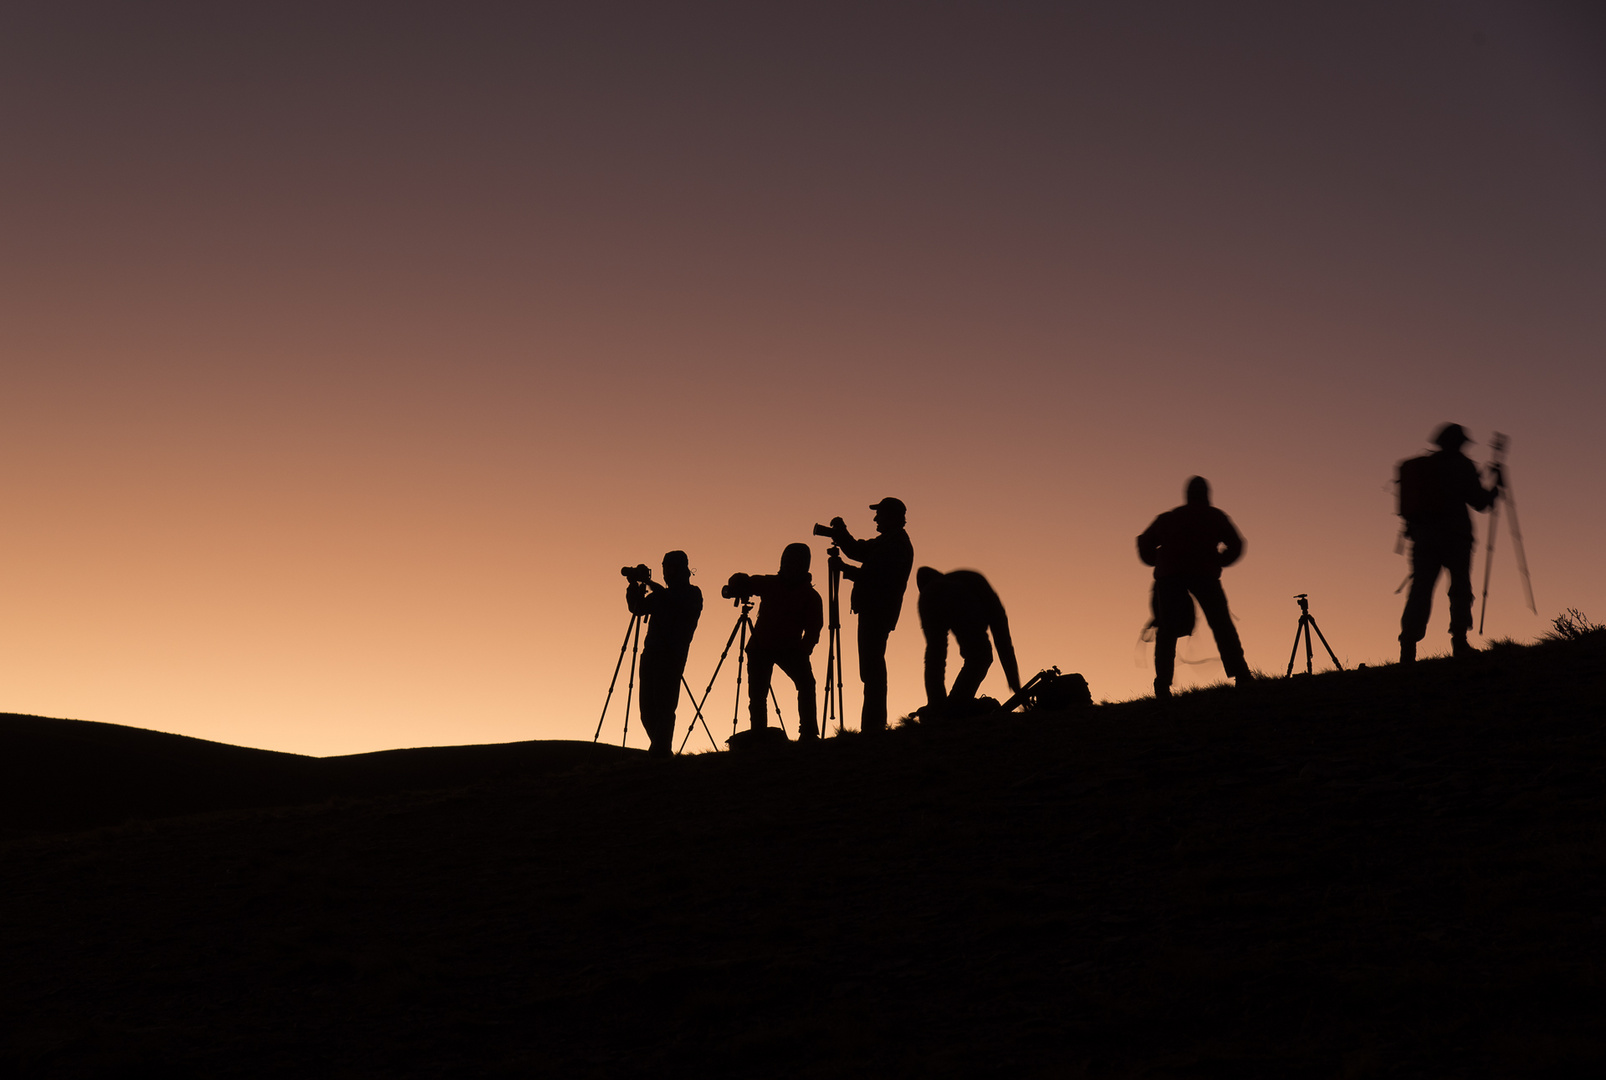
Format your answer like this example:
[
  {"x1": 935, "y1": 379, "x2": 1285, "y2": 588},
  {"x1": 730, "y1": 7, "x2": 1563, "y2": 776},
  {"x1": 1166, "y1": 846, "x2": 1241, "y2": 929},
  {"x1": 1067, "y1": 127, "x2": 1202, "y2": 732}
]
[{"x1": 0, "y1": 5, "x2": 1601, "y2": 755}]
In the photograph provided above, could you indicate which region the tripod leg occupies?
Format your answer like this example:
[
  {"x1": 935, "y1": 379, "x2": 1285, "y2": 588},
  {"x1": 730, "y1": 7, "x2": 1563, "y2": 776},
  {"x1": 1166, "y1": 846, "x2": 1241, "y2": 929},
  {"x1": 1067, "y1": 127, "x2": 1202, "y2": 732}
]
[
  {"x1": 770, "y1": 685, "x2": 787, "y2": 736},
  {"x1": 1286, "y1": 617, "x2": 1305, "y2": 678},
  {"x1": 1478, "y1": 495, "x2": 1501, "y2": 635},
  {"x1": 619, "y1": 615, "x2": 642, "y2": 747},
  {"x1": 835, "y1": 626, "x2": 846, "y2": 734},
  {"x1": 1304, "y1": 616, "x2": 1315, "y2": 675},
  {"x1": 1307, "y1": 616, "x2": 1343, "y2": 671},
  {"x1": 594, "y1": 615, "x2": 639, "y2": 742},
  {"x1": 690, "y1": 614, "x2": 745, "y2": 727},
  {"x1": 676, "y1": 676, "x2": 721, "y2": 754},
  {"x1": 822, "y1": 623, "x2": 837, "y2": 732},
  {"x1": 835, "y1": 623, "x2": 847, "y2": 732},
  {"x1": 732, "y1": 618, "x2": 749, "y2": 738},
  {"x1": 1503, "y1": 487, "x2": 1536, "y2": 613}
]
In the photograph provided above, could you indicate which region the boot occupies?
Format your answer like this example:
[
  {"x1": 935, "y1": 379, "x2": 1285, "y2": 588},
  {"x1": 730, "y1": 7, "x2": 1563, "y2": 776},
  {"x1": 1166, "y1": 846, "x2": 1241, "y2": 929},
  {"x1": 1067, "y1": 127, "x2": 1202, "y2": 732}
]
[
  {"x1": 1399, "y1": 639, "x2": 1416, "y2": 664},
  {"x1": 1452, "y1": 635, "x2": 1475, "y2": 659},
  {"x1": 1153, "y1": 679, "x2": 1171, "y2": 700}
]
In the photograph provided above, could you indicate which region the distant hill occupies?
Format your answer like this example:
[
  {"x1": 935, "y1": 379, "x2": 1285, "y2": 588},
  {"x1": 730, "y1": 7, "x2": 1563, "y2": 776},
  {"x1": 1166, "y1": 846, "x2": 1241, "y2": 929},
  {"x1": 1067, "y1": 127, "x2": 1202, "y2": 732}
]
[
  {"x1": 0, "y1": 714, "x2": 640, "y2": 836},
  {"x1": 1, "y1": 633, "x2": 1602, "y2": 1077}
]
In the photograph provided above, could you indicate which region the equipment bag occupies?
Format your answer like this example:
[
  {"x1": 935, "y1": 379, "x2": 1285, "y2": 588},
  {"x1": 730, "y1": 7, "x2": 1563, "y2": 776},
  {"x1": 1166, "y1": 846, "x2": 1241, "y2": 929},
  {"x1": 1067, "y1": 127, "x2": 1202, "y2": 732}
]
[{"x1": 1396, "y1": 454, "x2": 1434, "y2": 530}]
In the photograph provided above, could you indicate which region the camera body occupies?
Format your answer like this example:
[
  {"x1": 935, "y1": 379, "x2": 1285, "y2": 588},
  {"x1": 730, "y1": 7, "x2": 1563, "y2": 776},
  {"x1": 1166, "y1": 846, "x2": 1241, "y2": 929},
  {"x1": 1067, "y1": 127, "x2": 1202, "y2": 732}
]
[
  {"x1": 621, "y1": 564, "x2": 653, "y2": 585},
  {"x1": 721, "y1": 572, "x2": 754, "y2": 601}
]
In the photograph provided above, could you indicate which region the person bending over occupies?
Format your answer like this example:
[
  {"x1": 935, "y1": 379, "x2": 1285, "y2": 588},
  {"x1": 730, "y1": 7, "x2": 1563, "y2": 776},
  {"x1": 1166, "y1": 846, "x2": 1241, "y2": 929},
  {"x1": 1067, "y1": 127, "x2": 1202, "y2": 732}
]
[{"x1": 916, "y1": 567, "x2": 1020, "y2": 719}]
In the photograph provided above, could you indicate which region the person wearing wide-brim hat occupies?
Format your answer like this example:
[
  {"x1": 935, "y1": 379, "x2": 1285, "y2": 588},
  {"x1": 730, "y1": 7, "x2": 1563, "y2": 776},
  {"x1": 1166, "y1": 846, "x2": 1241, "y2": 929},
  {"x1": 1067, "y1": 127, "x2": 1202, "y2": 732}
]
[{"x1": 1395, "y1": 423, "x2": 1502, "y2": 662}]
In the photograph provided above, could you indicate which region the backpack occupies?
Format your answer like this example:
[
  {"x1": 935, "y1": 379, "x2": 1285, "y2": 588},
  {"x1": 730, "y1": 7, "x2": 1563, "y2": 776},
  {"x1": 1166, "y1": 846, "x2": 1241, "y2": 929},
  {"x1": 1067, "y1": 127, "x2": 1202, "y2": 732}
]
[{"x1": 1396, "y1": 454, "x2": 1434, "y2": 529}]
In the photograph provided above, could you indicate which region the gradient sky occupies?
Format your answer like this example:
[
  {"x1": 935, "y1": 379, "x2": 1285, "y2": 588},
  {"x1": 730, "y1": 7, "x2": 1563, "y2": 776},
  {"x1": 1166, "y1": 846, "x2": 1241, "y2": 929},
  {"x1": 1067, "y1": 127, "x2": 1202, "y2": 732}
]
[{"x1": 2, "y1": 2, "x2": 1602, "y2": 756}]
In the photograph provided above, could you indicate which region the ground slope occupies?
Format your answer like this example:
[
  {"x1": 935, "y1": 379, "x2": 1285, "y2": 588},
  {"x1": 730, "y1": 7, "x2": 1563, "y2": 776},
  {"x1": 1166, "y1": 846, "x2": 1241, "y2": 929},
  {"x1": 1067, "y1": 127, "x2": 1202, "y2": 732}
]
[{"x1": 2, "y1": 635, "x2": 1603, "y2": 1077}]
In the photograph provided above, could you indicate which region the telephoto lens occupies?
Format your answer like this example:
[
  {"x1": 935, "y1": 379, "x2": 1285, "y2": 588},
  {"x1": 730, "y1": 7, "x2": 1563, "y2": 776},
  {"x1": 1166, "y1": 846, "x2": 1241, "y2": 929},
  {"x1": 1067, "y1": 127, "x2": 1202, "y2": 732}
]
[{"x1": 812, "y1": 522, "x2": 835, "y2": 538}]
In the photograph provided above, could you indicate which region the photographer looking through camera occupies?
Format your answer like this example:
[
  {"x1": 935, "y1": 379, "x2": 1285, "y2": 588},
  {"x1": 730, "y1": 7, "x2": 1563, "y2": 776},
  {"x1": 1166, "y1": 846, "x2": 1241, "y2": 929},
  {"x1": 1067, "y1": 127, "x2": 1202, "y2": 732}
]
[
  {"x1": 726, "y1": 543, "x2": 823, "y2": 740},
  {"x1": 818, "y1": 497, "x2": 914, "y2": 733},
  {"x1": 624, "y1": 551, "x2": 702, "y2": 758}
]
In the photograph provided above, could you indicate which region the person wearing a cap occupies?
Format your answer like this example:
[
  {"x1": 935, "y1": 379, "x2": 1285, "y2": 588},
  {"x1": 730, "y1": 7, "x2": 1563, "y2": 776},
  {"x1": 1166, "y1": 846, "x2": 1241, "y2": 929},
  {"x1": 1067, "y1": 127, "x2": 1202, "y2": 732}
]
[
  {"x1": 1395, "y1": 423, "x2": 1502, "y2": 662},
  {"x1": 827, "y1": 497, "x2": 915, "y2": 732},
  {"x1": 626, "y1": 550, "x2": 703, "y2": 757},
  {"x1": 1137, "y1": 476, "x2": 1253, "y2": 698}
]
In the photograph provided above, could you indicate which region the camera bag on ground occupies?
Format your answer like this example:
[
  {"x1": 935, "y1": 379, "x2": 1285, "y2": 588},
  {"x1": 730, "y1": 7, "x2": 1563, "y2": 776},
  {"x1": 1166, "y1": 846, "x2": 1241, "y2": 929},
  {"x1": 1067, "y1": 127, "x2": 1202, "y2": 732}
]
[
  {"x1": 999, "y1": 667, "x2": 1092, "y2": 713},
  {"x1": 726, "y1": 726, "x2": 793, "y2": 752}
]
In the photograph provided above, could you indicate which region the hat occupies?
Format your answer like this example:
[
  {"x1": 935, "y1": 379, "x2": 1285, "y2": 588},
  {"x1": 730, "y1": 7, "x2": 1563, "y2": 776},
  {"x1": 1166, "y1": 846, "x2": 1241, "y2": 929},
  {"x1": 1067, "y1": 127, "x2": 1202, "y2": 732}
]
[
  {"x1": 869, "y1": 497, "x2": 907, "y2": 517},
  {"x1": 1432, "y1": 423, "x2": 1471, "y2": 449}
]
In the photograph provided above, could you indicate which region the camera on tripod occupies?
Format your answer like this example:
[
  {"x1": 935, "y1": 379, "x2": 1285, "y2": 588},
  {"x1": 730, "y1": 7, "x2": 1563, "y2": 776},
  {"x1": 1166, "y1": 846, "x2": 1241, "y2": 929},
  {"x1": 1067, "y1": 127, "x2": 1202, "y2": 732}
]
[
  {"x1": 721, "y1": 572, "x2": 755, "y2": 602},
  {"x1": 621, "y1": 564, "x2": 653, "y2": 585}
]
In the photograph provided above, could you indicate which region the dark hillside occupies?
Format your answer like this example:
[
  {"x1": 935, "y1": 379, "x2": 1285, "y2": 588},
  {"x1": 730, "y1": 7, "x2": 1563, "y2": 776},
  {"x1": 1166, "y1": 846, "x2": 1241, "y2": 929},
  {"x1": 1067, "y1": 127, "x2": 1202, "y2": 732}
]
[
  {"x1": 2, "y1": 635, "x2": 1603, "y2": 1077},
  {"x1": 0, "y1": 715, "x2": 638, "y2": 836}
]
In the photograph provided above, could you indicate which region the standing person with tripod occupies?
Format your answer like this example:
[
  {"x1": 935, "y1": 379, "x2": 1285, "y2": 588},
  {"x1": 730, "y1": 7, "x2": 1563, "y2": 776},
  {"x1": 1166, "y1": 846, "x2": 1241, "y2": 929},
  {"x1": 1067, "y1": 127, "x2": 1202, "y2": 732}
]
[
  {"x1": 625, "y1": 551, "x2": 703, "y2": 758},
  {"x1": 1138, "y1": 476, "x2": 1253, "y2": 699},
  {"x1": 729, "y1": 543, "x2": 824, "y2": 740},
  {"x1": 826, "y1": 497, "x2": 915, "y2": 734},
  {"x1": 1395, "y1": 423, "x2": 1501, "y2": 662}
]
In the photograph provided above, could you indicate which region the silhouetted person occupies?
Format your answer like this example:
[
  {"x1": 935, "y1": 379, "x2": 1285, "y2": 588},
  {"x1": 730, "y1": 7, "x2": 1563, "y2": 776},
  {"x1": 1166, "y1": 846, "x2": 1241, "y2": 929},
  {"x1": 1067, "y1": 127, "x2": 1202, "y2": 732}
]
[
  {"x1": 827, "y1": 498, "x2": 914, "y2": 733},
  {"x1": 1137, "y1": 477, "x2": 1252, "y2": 698},
  {"x1": 732, "y1": 543, "x2": 824, "y2": 739},
  {"x1": 916, "y1": 567, "x2": 1021, "y2": 717},
  {"x1": 1396, "y1": 423, "x2": 1501, "y2": 662},
  {"x1": 626, "y1": 550, "x2": 703, "y2": 758}
]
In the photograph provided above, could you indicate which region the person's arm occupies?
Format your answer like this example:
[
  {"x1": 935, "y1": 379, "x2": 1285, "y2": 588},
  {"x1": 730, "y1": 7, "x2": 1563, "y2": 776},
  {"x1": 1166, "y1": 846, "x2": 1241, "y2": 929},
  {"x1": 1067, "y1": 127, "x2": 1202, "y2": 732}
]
[
  {"x1": 803, "y1": 589, "x2": 823, "y2": 653},
  {"x1": 835, "y1": 528, "x2": 875, "y2": 564},
  {"x1": 1216, "y1": 512, "x2": 1244, "y2": 567},
  {"x1": 989, "y1": 599, "x2": 1021, "y2": 693},
  {"x1": 1136, "y1": 519, "x2": 1161, "y2": 567},
  {"x1": 626, "y1": 582, "x2": 659, "y2": 616}
]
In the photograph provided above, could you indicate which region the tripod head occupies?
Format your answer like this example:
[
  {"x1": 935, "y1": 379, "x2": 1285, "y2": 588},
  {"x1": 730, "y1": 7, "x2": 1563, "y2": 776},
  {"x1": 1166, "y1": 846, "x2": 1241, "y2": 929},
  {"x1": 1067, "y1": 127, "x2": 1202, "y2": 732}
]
[{"x1": 1293, "y1": 593, "x2": 1310, "y2": 615}]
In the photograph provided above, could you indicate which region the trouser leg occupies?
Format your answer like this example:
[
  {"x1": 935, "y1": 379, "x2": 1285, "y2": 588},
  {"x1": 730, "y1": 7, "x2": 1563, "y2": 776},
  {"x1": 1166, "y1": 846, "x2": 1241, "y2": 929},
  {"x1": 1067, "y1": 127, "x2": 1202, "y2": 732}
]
[
  {"x1": 1151, "y1": 577, "x2": 1191, "y2": 692},
  {"x1": 1154, "y1": 631, "x2": 1178, "y2": 691},
  {"x1": 1400, "y1": 543, "x2": 1444, "y2": 644},
  {"x1": 637, "y1": 656, "x2": 678, "y2": 756},
  {"x1": 949, "y1": 628, "x2": 993, "y2": 704},
  {"x1": 775, "y1": 650, "x2": 818, "y2": 739},
  {"x1": 746, "y1": 651, "x2": 775, "y2": 730},
  {"x1": 1193, "y1": 577, "x2": 1249, "y2": 679},
  {"x1": 858, "y1": 618, "x2": 891, "y2": 732},
  {"x1": 1446, "y1": 542, "x2": 1475, "y2": 638}
]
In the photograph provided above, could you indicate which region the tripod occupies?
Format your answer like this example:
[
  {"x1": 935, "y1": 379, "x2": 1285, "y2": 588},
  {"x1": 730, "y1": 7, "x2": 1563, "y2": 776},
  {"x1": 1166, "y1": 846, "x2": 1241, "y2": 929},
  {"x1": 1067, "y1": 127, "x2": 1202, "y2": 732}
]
[
  {"x1": 1478, "y1": 432, "x2": 1537, "y2": 634},
  {"x1": 595, "y1": 611, "x2": 720, "y2": 752},
  {"x1": 677, "y1": 597, "x2": 787, "y2": 753},
  {"x1": 1285, "y1": 593, "x2": 1343, "y2": 677},
  {"x1": 820, "y1": 547, "x2": 847, "y2": 737}
]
